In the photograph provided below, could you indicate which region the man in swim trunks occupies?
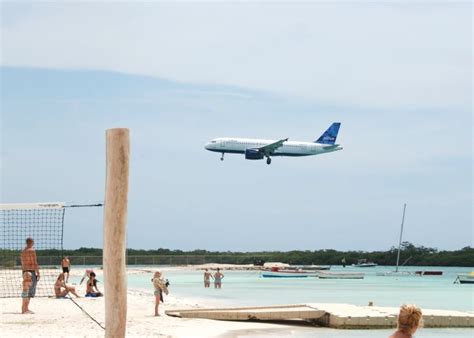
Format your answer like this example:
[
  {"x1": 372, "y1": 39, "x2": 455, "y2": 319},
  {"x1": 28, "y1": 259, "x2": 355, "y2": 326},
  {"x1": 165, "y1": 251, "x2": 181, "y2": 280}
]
[
  {"x1": 61, "y1": 256, "x2": 71, "y2": 283},
  {"x1": 20, "y1": 238, "x2": 40, "y2": 301}
]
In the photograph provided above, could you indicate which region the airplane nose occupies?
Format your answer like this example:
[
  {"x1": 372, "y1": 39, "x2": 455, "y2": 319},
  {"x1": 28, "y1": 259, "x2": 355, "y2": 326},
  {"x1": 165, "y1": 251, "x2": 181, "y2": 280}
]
[{"x1": 204, "y1": 143, "x2": 210, "y2": 150}]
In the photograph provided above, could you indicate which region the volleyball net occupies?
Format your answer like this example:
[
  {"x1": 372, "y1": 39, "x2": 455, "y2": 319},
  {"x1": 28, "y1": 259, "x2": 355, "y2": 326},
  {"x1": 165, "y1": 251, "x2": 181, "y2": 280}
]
[{"x1": 0, "y1": 202, "x2": 101, "y2": 298}]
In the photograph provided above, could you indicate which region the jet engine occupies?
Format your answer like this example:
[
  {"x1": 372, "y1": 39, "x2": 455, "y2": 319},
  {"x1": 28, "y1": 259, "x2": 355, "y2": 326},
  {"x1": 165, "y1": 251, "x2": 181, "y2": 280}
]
[{"x1": 245, "y1": 148, "x2": 264, "y2": 160}]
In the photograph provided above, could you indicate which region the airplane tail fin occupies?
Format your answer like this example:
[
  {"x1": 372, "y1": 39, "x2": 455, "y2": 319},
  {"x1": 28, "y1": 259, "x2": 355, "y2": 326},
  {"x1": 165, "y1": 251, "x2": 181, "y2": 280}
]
[{"x1": 315, "y1": 122, "x2": 341, "y2": 144}]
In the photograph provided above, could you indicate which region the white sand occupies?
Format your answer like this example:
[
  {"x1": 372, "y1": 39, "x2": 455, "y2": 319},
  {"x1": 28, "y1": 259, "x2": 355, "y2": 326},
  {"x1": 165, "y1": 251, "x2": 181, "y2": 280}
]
[{"x1": 0, "y1": 267, "x2": 291, "y2": 337}]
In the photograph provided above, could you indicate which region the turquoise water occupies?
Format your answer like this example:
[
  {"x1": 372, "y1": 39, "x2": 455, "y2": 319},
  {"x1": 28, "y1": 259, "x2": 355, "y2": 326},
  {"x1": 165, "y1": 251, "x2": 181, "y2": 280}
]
[
  {"x1": 128, "y1": 266, "x2": 473, "y2": 337},
  {"x1": 129, "y1": 266, "x2": 473, "y2": 311},
  {"x1": 220, "y1": 327, "x2": 473, "y2": 338}
]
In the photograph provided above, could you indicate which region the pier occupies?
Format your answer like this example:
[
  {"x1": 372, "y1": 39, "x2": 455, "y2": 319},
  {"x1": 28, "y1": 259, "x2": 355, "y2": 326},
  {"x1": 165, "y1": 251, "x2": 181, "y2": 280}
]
[{"x1": 166, "y1": 303, "x2": 474, "y2": 329}]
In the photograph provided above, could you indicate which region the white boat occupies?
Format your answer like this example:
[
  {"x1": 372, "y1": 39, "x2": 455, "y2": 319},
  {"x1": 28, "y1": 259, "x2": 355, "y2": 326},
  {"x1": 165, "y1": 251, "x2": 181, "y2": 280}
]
[
  {"x1": 354, "y1": 263, "x2": 378, "y2": 268},
  {"x1": 318, "y1": 271, "x2": 364, "y2": 279},
  {"x1": 353, "y1": 259, "x2": 377, "y2": 268},
  {"x1": 377, "y1": 203, "x2": 411, "y2": 277},
  {"x1": 376, "y1": 270, "x2": 413, "y2": 277},
  {"x1": 260, "y1": 269, "x2": 318, "y2": 278},
  {"x1": 455, "y1": 272, "x2": 474, "y2": 284},
  {"x1": 415, "y1": 270, "x2": 443, "y2": 276},
  {"x1": 287, "y1": 265, "x2": 331, "y2": 271}
]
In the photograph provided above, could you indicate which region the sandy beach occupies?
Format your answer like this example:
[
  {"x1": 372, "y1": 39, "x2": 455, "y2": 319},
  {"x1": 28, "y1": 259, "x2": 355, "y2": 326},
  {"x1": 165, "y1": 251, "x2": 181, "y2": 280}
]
[
  {"x1": 0, "y1": 267, "x2": 295, "y2": 337},
  {"x1": 2, "y1": 266, "x2": 472, "y2": 337}
]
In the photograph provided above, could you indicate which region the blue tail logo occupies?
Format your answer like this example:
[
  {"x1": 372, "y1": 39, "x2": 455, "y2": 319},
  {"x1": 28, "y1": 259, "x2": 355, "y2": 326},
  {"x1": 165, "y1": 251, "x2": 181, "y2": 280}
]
[{"x1": 315, "y1": 122, "x2": 341, "y2": 144}]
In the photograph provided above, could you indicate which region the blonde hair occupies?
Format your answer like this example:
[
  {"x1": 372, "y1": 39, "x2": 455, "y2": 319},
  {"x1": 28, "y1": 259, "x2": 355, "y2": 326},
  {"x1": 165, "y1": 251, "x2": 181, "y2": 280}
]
[
  {"x1": 397, "y1": 304, "x2": 423, "y2": 333},
  {"x1": 23, "y1": 271, "x2": 32, "y2": 279}
]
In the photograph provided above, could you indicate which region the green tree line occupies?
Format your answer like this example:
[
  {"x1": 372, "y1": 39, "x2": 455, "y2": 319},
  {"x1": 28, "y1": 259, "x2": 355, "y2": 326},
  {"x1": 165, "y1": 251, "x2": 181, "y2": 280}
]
[{"x1": 3, "y1": 242, "x2": 470, "y2": 267}]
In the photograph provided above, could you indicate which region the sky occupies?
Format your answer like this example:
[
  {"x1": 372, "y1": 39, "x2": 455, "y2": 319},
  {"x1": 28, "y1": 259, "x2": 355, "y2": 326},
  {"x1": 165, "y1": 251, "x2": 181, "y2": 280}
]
[{"x1": 0, "y1": 2, "x2": 472, "y2": 251}]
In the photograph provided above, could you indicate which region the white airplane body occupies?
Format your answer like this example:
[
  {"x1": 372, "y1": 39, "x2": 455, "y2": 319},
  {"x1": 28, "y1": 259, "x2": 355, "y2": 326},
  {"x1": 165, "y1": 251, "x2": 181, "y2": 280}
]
[{"x1": 205, "y1": 122, "x2": 342, "y2": 165}]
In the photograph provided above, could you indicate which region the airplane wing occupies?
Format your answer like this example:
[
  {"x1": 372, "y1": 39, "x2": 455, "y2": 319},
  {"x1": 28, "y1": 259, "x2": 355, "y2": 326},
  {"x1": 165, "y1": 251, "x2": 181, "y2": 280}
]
[{"x1": 257, "y1": 138, "x2": 288, "y2": 155}]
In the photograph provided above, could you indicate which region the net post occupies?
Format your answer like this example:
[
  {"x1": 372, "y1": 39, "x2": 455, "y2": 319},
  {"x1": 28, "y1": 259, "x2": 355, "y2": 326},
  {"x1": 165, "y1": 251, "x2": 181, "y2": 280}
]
[{"x1": 103, "y1": 128, "x2": 130, "y2": 338}]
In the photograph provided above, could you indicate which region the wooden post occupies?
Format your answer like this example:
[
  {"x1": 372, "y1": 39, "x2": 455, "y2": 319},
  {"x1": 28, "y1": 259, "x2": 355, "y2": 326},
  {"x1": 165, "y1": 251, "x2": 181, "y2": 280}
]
[{"x1": 103, "y1": 128, "x2": 130, "y2": 338}]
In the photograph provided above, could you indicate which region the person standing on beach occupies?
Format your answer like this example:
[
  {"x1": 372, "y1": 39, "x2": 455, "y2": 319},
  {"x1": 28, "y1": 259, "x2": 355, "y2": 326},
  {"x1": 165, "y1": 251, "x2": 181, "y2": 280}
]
[
  {"x1": 151, "y1": 271, "x2": 169, "y2": 316},
  {"x1": 214, "y1": 268, "x2": 224, "y2": 289},
  {"x1": 389, "y1": 304, "x2": 422, "y2": 338},
  {"x1": 61, "y1": 256, "x2": 71, "y2": 283},
  {"x1": 80, "y1": 268, "x2": 93, "y2": 285},
  {"x1": 20, "y1": 238, "x2": 40, "y2": 301},
  {"x1": 203, "y1": 269, "x2": 213, "y2": 288},
  {"x1": 21, "y1": 271, "x2": 33, "y2": 314}
]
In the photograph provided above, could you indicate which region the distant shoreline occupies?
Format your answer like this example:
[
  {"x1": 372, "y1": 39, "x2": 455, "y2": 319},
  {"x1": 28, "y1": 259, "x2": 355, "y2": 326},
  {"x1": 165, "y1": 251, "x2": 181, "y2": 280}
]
[{"x1": 2, "y1": 242, "x2": 472, "y2": 267}]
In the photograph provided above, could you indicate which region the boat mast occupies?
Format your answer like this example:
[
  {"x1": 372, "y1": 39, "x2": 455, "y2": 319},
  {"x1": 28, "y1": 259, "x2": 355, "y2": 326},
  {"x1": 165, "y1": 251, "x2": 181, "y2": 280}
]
[{"x1": 395, "y1": 203, "x2": 407, "y2": 272}]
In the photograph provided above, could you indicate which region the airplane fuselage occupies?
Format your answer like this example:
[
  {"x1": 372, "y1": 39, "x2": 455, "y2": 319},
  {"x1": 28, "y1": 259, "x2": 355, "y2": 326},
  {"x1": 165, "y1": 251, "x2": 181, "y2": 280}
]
[
  {"x1": 205, "y1": 138, "x2": 343, "y2": 157},
  {"x1": 205, "y1": 122, "x2": 342, "y2": 164}
]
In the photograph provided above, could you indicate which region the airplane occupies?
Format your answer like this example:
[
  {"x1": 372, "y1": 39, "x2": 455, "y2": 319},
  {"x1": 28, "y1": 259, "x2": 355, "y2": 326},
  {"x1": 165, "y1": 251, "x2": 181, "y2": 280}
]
[{"x1": 204, "y1": 122, "x2": 342, "y2": 165}]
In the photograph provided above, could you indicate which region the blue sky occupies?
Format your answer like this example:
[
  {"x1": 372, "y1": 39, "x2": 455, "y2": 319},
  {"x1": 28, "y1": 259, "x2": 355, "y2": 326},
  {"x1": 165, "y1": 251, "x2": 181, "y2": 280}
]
[{"x1": 1, "y1": 2, "x2": 472, "y2": 251}]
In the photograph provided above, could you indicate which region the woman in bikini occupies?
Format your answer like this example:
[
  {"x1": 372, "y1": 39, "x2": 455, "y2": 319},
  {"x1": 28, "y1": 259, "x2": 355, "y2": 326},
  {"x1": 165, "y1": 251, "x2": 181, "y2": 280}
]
[
  {"x1": 203, "y1": 269, "x2": 213, "y2": 288},
  {"x1": 54, "y1": 273, "x2": 80, "y2": 298},
  {"x1": 85, "y1": 272, "x2": 103, "y2": 297},
  {"x1": 151, "y1": 271, "x2": 169, "y2": 316},
  {"x1": 214, "y1": 268, "x2": 224, "y2": 289}
]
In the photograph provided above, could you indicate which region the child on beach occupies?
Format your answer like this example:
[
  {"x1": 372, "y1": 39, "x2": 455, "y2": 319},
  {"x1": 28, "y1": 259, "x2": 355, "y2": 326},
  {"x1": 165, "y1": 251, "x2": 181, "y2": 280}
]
[
  {"x1": 389, "y1": 304, "x2": 423, "y2": 338},
  {"x1": 21, "y1": 271, "x2": 32, "y2": 314},
  {"x1": 214, "y1": 268, "x2": 224, "y2": 289},
  {"x1": 151, "y1": 271, "x2": 169, "y2": 316}
]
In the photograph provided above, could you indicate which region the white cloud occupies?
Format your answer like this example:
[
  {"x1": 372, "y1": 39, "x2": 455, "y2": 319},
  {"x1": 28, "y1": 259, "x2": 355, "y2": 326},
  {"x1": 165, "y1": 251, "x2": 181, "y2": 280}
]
[{"x1": 1, "y1": 2, "x2": 472, "y2": 109}]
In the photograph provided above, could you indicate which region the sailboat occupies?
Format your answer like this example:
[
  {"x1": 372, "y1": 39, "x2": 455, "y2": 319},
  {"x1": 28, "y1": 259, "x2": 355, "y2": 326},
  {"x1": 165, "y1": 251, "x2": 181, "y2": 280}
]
[
  {"x1": 377, "y1": 203, "x2": 413, "y2": 277},
  {"x1": 454, "y1": 271, "x2": 474, "y2": 284}
]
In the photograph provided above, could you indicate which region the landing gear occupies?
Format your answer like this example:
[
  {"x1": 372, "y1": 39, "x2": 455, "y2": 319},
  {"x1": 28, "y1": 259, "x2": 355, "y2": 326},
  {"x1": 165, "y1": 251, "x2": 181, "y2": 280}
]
[
  {"x1": 220, "y1": 153, "x2": 224, "y2": 161},
  {"x1": 266, "y1": 157, "x2": 272, "y2": 165}
]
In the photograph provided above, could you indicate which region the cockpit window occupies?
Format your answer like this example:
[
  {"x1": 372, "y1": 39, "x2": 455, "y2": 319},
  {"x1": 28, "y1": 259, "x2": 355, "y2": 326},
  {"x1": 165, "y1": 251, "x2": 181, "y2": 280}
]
[{"x1": 211, "y1": 140, "x2": 217, "y2": 143}]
